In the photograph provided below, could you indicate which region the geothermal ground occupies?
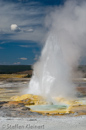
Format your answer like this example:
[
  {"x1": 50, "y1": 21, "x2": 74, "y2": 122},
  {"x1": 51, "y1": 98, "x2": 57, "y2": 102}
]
[
  {"x1": 0, "y1": 116, "x2": 86, "y2": 130},
  {"x1": 0, "y1": 76, "x2": 86, "y2": 130}
]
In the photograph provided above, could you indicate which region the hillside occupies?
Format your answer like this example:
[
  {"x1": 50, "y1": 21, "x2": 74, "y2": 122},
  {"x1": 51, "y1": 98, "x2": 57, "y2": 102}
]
[{"x1": 0, "y1": 65, "x2": 32, "y2": 74}]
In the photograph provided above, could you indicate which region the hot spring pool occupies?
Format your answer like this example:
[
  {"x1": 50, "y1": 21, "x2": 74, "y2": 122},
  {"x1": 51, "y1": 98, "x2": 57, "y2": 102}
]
[{"x1": 26, "y1": 104, "x2": 69, "y2": 114}]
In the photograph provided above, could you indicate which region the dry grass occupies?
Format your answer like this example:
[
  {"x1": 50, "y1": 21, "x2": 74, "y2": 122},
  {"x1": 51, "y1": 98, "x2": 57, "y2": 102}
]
[{"x1": 0, "y1": 74, "x2": 27, "y2": 79}]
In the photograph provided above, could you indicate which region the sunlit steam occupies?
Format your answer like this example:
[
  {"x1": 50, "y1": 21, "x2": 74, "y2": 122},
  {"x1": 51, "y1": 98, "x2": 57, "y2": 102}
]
[{"x1": 27, "y1": 0, "x2": 86, "y2": 101}]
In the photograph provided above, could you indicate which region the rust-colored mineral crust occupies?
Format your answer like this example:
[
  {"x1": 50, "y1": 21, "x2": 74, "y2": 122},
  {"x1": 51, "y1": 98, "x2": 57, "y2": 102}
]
[{"x1": 10, "y1": 94, "x2": 86, "y2": 115}]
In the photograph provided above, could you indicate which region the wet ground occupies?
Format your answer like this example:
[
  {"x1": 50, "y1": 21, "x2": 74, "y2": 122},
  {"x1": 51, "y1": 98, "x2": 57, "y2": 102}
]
[
  {"x1": 0, "y1": 79, "x2": 29, "y2": 101},
  {"x1": 0, "y1": 78, "x2": 86, "y2": 118},
  {"x1": 0, "y1": 78, "x2": 86, "y2": 130},
  {"x1": 0, "y1": 79, "x2": 39, "y2": 118}
]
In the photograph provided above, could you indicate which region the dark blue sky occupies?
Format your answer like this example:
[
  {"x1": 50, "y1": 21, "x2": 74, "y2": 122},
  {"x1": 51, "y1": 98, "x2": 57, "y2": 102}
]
[
  {"x1": 0, "y1": 0, "x2": 65, "y2": 65},
  {"x1": 3, "y1": 0, "x2": 65, "y2": 5},
  {"x1": 0, "y1": 0, "x2": 86, "y2": 65}
]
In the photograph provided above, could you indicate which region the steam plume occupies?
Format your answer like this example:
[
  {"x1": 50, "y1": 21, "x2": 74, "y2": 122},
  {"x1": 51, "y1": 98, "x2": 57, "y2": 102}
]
[{"x1": 27, "y1": 0, "x2": 86, "y2": 100}]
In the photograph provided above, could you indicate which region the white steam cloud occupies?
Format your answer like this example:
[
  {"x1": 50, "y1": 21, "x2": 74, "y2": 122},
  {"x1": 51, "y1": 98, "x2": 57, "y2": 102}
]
[
  {"x1": 45, "y1": 0, "x2": 86, "y2": 69},
  {"x1": 27, "y1": 0, "x2": 86, "y2": 100}
]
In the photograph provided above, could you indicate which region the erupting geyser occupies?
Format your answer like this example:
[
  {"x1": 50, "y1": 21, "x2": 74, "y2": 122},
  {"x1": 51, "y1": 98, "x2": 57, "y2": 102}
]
[
  {"x1": 27, "y1": 0, "x2": 86, "y2": 102},
  {"x1": 28, "y1": 33, "x2": 75, "y2": 100}
]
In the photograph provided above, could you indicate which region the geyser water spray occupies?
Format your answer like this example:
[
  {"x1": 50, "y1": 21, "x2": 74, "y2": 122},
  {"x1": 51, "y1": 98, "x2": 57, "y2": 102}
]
[
  {"x1": 27, "y1": 0, "x2": 86, "y2": 101},
  {"x1": 28, "y1": 33, "x2": 75, "y2": 100}
]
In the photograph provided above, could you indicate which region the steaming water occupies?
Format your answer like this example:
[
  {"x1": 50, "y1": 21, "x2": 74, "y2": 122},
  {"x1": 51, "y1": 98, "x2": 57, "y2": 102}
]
[{"x1": 28, "y1": 33, "x2": 75, "y2": 99}]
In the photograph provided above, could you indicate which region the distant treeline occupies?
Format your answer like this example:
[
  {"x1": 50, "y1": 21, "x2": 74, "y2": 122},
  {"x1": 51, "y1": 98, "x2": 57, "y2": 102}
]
[{"x1": 0, "y1": 65, "x2": 32, "y2": 74}]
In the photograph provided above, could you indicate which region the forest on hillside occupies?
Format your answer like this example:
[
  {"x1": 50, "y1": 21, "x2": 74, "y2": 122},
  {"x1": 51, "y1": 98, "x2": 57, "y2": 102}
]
[{"x1": 0, "y1": 65, "x2": 32, "y2": 74}]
